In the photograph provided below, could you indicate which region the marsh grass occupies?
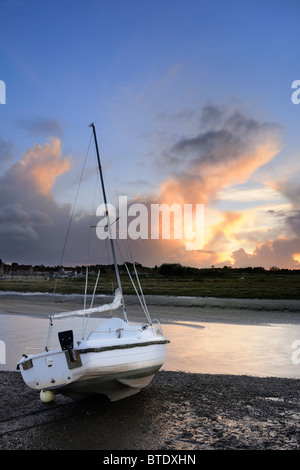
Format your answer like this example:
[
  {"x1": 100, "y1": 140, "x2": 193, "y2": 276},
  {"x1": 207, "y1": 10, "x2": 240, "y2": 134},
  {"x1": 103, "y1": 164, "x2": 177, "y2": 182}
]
[{"x1": 0, "y1": 270, "x2": 299, "y2": 299}]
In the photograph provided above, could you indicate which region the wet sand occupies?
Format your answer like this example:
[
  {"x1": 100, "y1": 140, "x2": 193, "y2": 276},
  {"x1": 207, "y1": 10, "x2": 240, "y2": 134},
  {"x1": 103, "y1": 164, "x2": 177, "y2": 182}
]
[
  {"x1": 0, "y1": 370, "x2": 300, "y2": 450},
  {"x1": 1, "y1": 291, "x2": 300, "y2": 324},
  {"x1": 1, "y1": 293, "x2": 300, "y2": 451}
]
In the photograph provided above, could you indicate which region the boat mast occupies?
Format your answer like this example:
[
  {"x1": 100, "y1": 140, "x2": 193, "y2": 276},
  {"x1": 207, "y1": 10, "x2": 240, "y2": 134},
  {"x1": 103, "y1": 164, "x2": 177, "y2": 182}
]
[{"x1": 89, "y1": 122, "x2": 127, "y2": 322}]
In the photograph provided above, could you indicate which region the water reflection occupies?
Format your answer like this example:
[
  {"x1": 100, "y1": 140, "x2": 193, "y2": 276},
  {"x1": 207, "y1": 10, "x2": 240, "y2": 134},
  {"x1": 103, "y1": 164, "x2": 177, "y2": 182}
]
[
  {"x1": 1, "y1": 315, "x2": 300, "y2": 378},
  {"x1": 0, "y1": 314, "x2": 101, "y2": 371},
  {"x1": 163, "y1": 321, "x2": 300, "y2": 378}
]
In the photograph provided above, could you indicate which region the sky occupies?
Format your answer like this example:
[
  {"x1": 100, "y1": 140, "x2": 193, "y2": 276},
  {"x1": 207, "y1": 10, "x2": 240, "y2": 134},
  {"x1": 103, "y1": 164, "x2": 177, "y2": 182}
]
[{"x1": 1, "y1": 0, "x2": 300, "y2": 269}]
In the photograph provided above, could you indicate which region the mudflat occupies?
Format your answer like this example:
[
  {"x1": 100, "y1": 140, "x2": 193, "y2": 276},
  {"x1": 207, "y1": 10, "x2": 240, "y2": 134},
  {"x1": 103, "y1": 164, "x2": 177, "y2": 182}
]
[
  {"x1": 1, "y1": 292, "x2": 300, "y2": 324},
  {"x1": 0, "y1": 370, "x2": 300, "y2": 450}
]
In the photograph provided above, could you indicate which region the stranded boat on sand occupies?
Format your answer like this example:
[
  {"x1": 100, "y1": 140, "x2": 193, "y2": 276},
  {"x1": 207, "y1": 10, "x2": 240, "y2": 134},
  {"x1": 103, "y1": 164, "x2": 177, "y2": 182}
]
[{"x1": 17, "y1": 123, "x2": 169, "y2": 402}]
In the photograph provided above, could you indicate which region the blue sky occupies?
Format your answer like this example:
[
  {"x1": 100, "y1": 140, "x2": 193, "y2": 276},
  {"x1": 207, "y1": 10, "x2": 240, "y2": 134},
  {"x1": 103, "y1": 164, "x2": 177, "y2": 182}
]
[{"x1": 1, "y1": 0, "x2": 300, "y2": 268}]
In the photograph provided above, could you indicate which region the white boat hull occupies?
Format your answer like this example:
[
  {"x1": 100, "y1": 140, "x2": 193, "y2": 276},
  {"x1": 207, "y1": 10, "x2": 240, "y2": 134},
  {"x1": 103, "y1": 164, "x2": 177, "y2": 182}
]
[{"x1": 17, "y1": 318, "x2": 169, "y2": 401}]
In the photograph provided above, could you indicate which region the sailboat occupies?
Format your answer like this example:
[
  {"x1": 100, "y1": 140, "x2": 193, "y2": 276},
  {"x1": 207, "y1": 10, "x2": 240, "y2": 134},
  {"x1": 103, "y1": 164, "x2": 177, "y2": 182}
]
[{"x1": 17, "y1": 123, "x2": 170, "y2": 402}]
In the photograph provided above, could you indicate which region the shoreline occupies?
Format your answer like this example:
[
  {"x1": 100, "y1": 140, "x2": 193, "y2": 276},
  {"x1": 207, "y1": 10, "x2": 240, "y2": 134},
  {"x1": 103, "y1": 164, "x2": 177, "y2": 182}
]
[{"x1": 1, "y1": 291, "x2": 300, "y2": 325}]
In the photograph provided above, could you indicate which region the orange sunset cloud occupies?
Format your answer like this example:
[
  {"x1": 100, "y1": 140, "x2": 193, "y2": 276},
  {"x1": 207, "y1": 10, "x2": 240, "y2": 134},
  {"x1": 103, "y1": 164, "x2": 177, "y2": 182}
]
[
  {"x1": 159, "y1": 139, "x2": 281, "y2": 207},
  {"x1": 9, "y1": 137, "x2": 71, "y2": 195},
  {"x1": 120, "y1": 104, "x2": 300, "y2": 270},
  {"x1": 152, "y1": 128, "x2": 281, "y2": 265}
]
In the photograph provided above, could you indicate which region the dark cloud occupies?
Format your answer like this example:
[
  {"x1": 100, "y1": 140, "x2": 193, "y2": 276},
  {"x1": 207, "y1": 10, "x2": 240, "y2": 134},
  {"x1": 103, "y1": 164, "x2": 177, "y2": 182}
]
[
  {"x1": 156, "y1": 108, "x2": 198, "y2": 122},
  {"x1": 0, "y1": 137, "x2": 74, "y2": 265},
  {"x1": 270, "y1": 178, "x2": 300, "y2": 242},
  {"x1": 232, "y1": 238, "x2": 300, "y2": 269},
  {"x1": 285, "y1": 210, "x2": 300, "y2": 236},
  {"x1": 276, "y1": 181, "x2": 300, "y2": 209},
  {"x1": 157, "y1": 104, "x2": 282, "y2": 206},
  {"x1": 0, "y1": 203, "x2": 53, "y2": 227},
  {"x1": 171, "y1": 128, "x2": 240, "y2": 162},
  {"x1": 170, "y1": 105, "x2": 282, "y2": 166},
  {"x1": 16, "y1": 117, "x2": 64, "y2": 137},
  {"x1": 0, "y1": 136, "x2": 13, "y2": 170},
  {"x1": 0, "y1": 224, "x2": 39, "y2": 242}
]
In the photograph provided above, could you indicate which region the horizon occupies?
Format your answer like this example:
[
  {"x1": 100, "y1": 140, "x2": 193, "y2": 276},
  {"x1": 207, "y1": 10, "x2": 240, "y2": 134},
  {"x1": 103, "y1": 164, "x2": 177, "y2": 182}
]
[{"x1": 1, "y1": 259, "x2": 299, "y2": 273}]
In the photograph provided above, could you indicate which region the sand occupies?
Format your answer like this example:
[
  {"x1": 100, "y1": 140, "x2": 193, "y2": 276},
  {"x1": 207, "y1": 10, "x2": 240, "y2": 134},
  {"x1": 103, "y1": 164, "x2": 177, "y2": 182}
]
[
  {"x1": 0, "y1": 370, "x2": 300, "y2": 451},
  {"x1": 1, "y1": 291, "x2": 300, "y2": 324}
]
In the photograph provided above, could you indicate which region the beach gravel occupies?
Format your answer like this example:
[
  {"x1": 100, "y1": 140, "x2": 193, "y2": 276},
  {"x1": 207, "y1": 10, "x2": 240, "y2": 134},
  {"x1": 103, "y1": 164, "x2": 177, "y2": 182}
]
[{"x1": 0, "y1": 369, "x2": 299, "y2": 450}]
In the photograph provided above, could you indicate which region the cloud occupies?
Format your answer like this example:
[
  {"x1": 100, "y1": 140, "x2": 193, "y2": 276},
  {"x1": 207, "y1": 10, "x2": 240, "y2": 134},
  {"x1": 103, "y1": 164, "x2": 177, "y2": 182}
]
[
  {"x1": 158, "y1": 105, "x2": 282, "y2": 206},
  {"x1": 0, "y1": 203, "x2": 53, "y2": 227},
  {"x1": 16, "y1": 117, "x2": 64, "y2": 137},
  {"x1": 207, "y1": 211, "x2": 243, "y2": 250},
  {"x1": 2, "y1": 137, "x2": 71, "y2": 195},
  {"x1": 133, "y1": 104, "x2": 284, "y2": 267},
  {"x1": 218, "y1": 186, "x2": 282, "y2": 203},
  {"x1": 0, "y1": 136, "x2": 13, "y2": 171},
  {"x1": 275, "y1": 180, "x2": 300, "y2": 209},
  {"x1": 285, "y1": 210, "x2": 300, "y2": 236},
  {"x1": 232, "y1": 238, "x2": 300, "y2": 269},
  {"x1": 0, "y1": 224, "x2": 39, "y2": 242},
  {"x1": 0, "y1": 137, "x2": 75, "y2": 264}
]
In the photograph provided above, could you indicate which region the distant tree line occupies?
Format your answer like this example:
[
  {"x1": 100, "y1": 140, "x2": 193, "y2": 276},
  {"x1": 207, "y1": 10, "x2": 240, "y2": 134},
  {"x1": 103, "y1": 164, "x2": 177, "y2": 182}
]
[
  {"x1": 156, "y1": 263, "x2": 300, "y2": 278},
  {"x1": 0, "y1": 258, "x2": 299, "y2": 278}
]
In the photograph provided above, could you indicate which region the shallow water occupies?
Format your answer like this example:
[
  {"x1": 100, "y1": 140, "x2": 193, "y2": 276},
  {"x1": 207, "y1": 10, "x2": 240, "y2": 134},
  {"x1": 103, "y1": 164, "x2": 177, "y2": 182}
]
[
  {"x1": 1, "y1": 313, "x2": 300, "y2": 378},
  {"x1": 163, "y1": 320, "x2": 300, "y2": 378}
]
